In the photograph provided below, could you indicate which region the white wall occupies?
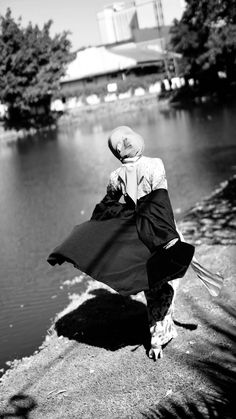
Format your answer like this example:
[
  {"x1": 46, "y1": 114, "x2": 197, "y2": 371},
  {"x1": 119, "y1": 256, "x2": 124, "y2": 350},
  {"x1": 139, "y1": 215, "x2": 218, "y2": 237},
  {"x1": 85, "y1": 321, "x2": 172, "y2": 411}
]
[
  {"x1": 135, "y1": 0, "x2": 184, "y2": 29},
  {"x1": 162, "y1": 0, "x2": 185, "y2": 25},
  {"x1": 97, "y1": 9, "x2": 117, "y2": 45}
]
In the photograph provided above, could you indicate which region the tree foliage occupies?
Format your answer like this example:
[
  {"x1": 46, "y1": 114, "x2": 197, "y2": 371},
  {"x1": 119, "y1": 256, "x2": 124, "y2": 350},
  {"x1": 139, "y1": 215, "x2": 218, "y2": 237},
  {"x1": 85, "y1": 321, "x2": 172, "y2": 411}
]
[
  {"x1": 170, "y1": 0, "x2": 236, "y2": 83},
  {"x1": 0, "y1": 8, "x2": 75, "y2": 130}
]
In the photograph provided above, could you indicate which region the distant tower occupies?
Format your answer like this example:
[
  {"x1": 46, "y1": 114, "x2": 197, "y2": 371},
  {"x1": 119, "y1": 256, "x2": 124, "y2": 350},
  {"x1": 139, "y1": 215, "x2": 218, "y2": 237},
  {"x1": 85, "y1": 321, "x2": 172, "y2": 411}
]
[
  {"x1": 135, "y1": 0, "x2": 163, "y2": 29},
  {"x1": 135, "y1": 0, "x2": 184, "y2": 29},
  {"x1": 97, "y1": 7, "x2": 117, "y2": 45},
  {"x1": 161, "y1": 0, "x2": 185, "y2": 25},
  {"x1": 97, "y1": 2, "x2": 137, "y2": 45},
  {"x1": 113, "y1": 2, "x2": 137, "y2": 42},
  {"x1": 97, "y1": 1, "x2": 185, "y2": 45}
]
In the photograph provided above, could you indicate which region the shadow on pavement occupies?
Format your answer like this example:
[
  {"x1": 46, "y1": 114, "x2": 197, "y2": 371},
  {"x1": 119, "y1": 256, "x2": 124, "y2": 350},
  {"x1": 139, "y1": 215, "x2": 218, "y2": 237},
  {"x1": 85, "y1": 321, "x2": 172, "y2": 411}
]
[
  {"x1": 142, "y1": 301, "x2": 236, "y2": 419},
  {"x1": 55, "y1": 288, "x2": 151, "y2": 351},
  {"x1": 0, "y1": 394, "x2": 37, "y2": 418}
]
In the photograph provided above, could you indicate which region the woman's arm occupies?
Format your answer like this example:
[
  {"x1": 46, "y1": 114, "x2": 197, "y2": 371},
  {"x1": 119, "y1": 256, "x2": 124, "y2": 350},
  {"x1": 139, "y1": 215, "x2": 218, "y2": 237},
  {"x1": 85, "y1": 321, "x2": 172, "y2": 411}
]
[
  {"x1": 175, "y1": 221, "x2": 199, "y2": 263},
  {"x1": 90, "y1": 171, "x2": 122, "y2": 220},
  {"x1": 106, "y1": 170, "x2": 122, "y2": 201},
  {"x1": 151, "y1": 158, "x2": 168, "y2": 191}
]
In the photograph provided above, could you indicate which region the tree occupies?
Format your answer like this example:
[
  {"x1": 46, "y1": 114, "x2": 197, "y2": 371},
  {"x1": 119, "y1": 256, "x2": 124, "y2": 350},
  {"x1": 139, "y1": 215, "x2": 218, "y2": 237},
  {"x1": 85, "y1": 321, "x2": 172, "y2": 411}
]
[
  {"x1": 170, "y1": 0, "x2": 236, "y2": 84},
  {"x1": 0, "y1": 8, "x2": 75, "y2": 130}
]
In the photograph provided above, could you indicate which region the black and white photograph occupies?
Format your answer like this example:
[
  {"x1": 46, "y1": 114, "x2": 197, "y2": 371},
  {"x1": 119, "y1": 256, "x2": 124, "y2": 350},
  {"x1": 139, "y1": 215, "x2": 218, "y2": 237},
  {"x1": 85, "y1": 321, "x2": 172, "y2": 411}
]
[{"x1": 0, "y1": 1, "x2": 235, "y2": 417}]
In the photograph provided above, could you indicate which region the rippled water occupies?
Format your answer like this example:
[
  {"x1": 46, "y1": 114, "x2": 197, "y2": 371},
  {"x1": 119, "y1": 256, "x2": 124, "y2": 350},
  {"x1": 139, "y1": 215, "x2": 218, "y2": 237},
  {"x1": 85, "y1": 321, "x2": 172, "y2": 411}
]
[{"x1": 0, "y1": 101, "x2": 236, "y2": 372}]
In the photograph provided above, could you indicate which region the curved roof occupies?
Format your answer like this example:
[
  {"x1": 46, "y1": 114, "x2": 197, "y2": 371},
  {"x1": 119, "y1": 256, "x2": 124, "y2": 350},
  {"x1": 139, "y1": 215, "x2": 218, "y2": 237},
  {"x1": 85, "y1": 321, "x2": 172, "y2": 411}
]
[{"x1": 62, "y1": 46, "x2": 136, "y2": 82}]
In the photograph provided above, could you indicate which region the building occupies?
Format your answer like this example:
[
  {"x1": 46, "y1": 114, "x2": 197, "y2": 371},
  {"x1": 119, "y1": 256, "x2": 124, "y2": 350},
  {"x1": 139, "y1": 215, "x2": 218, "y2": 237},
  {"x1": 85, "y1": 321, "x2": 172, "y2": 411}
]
[
  {"x1": 97, "y1": 0, "x2": 185, "y2": 45},
  {"x1": 97, "y1": 2, "x2": 137, "y2": 45},
  {"x1": 135, "y1": 0, "x2": 164, "y2": 29},
  {"x1": 113, "y1": 3, "x2": 138, "y2": 42},
  {"x1": 58, "y1": 0, "x2": 184, "y2": 104},
  {"x1": 161, "y1": 0, "x2": 185, "y2": 25},
  {"x1": 59, "y1": 40, "x2": 181, "y2": 100},
  {"x1": 61, "y1": 45, "x2": 136, "y2": 84},
  {"x1": 97, "y1": 8, "x2": 117, "y2": 45},
  {"x1": 135, "y1": 0, "x2": 185, "y2": 28}
]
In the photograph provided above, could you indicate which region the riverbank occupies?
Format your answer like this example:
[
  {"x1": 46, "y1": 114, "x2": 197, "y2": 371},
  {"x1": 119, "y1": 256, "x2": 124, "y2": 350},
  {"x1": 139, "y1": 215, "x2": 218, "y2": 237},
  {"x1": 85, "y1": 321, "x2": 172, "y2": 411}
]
[
  {"x1": 57, "y1": 94, "x2": 159, "y2": 127},
  {"x1": 0, "y1": 95, "x2": 159, "y2": 144},
  {"x1": 159, "y1": 79, "x2": 236, "y2": 108},
  {"x1": 1, "y1": 89, "x2": 236, "y2": 143},
  {"x1": 0, "y1": 177, "x2": 235, "y2": 418},
  {"x1": 0, "y1": 122, "x2": 57, "y2": 145}
]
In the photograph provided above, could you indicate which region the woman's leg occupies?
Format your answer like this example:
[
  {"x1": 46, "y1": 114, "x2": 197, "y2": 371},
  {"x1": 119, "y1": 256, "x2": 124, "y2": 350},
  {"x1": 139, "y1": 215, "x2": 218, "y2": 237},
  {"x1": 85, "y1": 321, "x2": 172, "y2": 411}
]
[{"x1": 144, "y1": 279, "x2": 179, "y2": 360}]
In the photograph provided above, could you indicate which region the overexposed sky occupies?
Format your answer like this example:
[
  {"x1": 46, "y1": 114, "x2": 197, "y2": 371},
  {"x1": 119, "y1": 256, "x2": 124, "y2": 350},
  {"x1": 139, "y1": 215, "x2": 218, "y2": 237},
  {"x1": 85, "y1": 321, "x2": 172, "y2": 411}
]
[
  {"x1": 1, "y1": 0, "x2": 184, "y2": 50},
  {"x1": 1, "y1": 0, "x2": 108, "y2": 49}
]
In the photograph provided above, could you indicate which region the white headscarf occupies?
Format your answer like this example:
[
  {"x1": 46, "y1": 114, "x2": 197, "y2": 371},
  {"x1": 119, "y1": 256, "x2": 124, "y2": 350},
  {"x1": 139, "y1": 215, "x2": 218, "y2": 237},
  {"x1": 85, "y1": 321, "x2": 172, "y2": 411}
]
[
  {"x1": 108, "y1": 126, "x2": 144, "y2": 162},
  {"x1": 108, "y1": 126, "x2": 145, "y2": 204}
]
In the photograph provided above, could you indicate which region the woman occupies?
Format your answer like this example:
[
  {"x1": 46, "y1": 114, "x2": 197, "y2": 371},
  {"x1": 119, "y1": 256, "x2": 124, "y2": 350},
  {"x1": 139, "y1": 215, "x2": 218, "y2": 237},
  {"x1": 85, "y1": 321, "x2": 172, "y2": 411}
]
[
  {"x1": 48, "y1": 126, "x2": 223, "y2": 360},
  {"x1": 106, "y1": 126, "x2": 188, "y2": 360}
]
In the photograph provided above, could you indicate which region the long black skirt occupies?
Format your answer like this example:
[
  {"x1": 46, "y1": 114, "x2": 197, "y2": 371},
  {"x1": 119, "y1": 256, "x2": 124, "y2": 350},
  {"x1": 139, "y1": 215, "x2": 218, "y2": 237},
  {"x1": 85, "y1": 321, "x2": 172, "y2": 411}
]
[
  {"x1": 47, "y1": 192, "x2": 195, "y2": 296},
  {"x1": 48, "y1": 217, "x2": 151, "y2": 296}
]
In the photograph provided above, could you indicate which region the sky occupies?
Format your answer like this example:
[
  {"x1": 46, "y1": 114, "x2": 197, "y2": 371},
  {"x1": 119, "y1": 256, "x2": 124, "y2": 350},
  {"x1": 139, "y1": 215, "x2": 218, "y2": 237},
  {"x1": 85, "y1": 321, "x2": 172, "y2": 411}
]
[
  {"x1": 1, "y1": 0, "x2": 184, "y2": 51},
  {"x1": 0, "y1": 0, "x2": 110, "y2": 50}
]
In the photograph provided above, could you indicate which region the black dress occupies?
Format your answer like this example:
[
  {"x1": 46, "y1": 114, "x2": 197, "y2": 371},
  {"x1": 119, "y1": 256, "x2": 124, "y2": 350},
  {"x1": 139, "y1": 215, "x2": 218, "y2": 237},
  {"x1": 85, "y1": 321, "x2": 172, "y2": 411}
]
[{"x1": 47, "y1": 189, "x2": 194, "y2": 296}]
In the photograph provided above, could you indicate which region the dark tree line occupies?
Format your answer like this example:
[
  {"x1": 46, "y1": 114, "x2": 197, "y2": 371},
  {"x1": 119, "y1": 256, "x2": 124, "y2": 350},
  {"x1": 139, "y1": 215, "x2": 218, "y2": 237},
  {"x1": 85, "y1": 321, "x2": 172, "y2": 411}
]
[
  {"x1": 170, "y1": 0, "x2": 236, "y2": 86},
  {"x1": 0, "y1": 8, "x2": 75, "y2": 130}
]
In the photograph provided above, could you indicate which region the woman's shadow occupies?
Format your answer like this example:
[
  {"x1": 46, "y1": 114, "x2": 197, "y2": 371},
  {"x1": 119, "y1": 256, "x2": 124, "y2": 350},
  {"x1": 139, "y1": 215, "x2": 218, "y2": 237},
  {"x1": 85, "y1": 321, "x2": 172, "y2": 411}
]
[{"x1": 55, "y1": 289, "x2": 150, "y2": 351}]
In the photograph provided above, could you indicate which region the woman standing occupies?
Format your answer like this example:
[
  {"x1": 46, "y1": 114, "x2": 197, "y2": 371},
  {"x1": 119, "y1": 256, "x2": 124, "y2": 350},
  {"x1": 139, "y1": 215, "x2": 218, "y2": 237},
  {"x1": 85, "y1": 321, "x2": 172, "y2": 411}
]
[
  {"x1": 106, "y1": 126, "x2": 184, "y2": 360},
  {"x1": 48, "y1": 126, "x2": 222, "y2": 360}
]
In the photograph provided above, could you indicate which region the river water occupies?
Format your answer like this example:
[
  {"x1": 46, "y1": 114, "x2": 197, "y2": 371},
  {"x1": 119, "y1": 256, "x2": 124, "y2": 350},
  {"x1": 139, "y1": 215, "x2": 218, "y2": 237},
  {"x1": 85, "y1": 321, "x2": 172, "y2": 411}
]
[{"x1": 0, "y1": 101, "x2": 236, "y2": 373}]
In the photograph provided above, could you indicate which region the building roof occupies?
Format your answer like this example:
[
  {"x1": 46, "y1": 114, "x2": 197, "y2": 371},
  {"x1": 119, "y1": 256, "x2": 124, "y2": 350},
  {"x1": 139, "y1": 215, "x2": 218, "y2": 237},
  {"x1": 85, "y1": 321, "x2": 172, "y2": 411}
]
[
  {"x1": 109, "y1": 39, "x2": 166, "y2": 64},
  {"x1": 61, "y1": 39, "x2": 181, "y2": 83},
  {"x1": 110, "y1": 35, "x2": 181, "y2": 63},
  {"x1": 61, "y1": 46, "x2": 136, "y2": 82}
]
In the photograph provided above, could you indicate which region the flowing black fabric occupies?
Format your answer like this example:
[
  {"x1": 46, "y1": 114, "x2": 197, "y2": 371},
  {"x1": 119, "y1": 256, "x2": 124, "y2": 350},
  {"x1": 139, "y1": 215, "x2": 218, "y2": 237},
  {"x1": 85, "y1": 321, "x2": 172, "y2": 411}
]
[
  {"x1": 136, "y1": 188, "x2": 179, "y2": 251},
  {"x1": 47, "y1": 189, "x2": 194, "y2": 295}
]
